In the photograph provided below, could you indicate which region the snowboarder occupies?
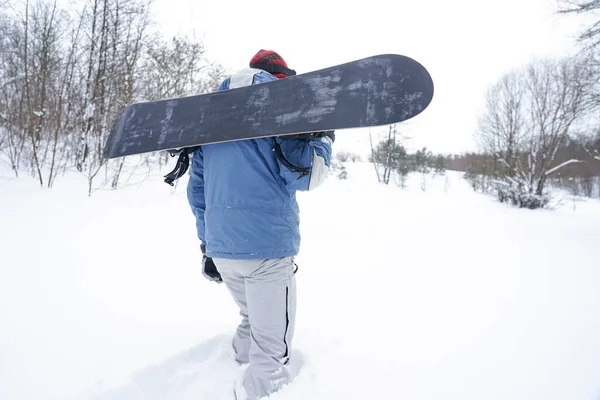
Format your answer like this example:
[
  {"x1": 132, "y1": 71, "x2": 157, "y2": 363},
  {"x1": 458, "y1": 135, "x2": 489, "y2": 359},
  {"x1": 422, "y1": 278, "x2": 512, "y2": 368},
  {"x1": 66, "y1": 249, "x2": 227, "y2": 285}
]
[{"x1": 186, "y1": 49, "x2": 334, "y2": 400}]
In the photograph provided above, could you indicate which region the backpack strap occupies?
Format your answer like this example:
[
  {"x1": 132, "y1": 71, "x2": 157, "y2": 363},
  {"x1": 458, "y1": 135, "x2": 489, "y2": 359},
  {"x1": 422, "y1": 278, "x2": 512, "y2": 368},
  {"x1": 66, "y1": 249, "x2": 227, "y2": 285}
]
[{"x1": 164, "y1": 147, "x2": 197, "y2": 186}]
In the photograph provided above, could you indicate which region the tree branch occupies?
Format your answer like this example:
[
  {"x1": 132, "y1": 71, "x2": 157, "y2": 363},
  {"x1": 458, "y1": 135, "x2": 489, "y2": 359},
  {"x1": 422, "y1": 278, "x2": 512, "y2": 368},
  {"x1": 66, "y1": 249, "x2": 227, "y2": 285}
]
[{"x1": 545, "y1": 159, "x2": 583, "y2": 175}]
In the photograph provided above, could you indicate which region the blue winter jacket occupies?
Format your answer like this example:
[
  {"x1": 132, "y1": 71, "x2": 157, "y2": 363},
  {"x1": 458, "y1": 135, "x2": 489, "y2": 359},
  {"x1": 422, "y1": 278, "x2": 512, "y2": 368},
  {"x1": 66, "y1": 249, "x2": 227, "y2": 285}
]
[{"x1": 187, "y1": 68, "x2": 333, "y2": 260}]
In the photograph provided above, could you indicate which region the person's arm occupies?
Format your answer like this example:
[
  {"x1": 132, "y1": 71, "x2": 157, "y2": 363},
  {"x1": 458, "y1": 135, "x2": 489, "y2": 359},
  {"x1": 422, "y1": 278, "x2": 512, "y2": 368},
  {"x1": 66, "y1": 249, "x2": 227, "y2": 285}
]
[
  {"x1": 187, "y1": 147, "x2": 206, "y2": 245},
  {"x1": 274, "y1": 131, "x2": 335, "y2": 191},
  {"x1": 186, "y1": 148, "x2": 222, "y2": 283}
]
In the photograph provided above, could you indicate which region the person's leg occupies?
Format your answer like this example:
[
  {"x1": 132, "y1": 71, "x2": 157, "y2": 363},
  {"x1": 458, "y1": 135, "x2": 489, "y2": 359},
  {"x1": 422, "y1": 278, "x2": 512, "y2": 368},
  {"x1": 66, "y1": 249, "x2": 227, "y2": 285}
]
[
  {"x1": 243, "y1": 257, "x2": 296, "y2": 399},
  {"x1": 213, "y1": 257, "x2": 297, "y2": 400},
  {"x1": 213, "y1": 259, "x2": 250, "y2": 364}
]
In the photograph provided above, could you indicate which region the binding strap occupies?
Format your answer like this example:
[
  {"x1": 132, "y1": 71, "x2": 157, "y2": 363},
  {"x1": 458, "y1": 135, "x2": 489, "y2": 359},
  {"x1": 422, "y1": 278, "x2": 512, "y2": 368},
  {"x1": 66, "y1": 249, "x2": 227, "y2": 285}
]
[
  {"x1": 164, "y1": 147, "x2": 196, "y2": 186},
  {"x1": 165, "y1": 136, "x2": 313, "y2": 186}
]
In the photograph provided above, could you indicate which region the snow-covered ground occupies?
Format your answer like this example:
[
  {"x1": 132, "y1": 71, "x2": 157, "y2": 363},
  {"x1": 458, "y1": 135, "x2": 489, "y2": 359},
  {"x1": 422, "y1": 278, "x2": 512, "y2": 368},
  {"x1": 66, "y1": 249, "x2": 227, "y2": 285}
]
[{"x1": 1, "y1": 162, "x2": 600, "y2": 400}]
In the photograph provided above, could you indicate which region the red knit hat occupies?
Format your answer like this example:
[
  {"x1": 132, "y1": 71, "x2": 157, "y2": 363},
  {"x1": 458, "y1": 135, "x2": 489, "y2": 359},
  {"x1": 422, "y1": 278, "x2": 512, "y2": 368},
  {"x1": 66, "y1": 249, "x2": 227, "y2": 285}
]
[{"x1": 249, "y1": 49, "x2": 296, "y2": 79}]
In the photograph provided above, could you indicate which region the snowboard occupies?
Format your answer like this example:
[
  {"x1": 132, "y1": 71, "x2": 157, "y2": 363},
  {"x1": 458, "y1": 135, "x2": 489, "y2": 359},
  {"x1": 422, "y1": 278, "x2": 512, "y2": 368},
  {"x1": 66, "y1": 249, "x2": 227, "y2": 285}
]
[{"x1": 104, "y1": 54, "x2": 434, "y2": 159}]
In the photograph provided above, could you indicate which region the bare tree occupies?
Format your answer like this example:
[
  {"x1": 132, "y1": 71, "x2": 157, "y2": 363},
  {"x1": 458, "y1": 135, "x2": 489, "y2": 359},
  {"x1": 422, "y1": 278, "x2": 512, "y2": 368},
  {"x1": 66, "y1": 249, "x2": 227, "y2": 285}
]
[
  {"x1": 47, "y1": 8, "x2": 83, "y2": 187},
  {"x1": 0, "y1": 13, "x2": 26, "y2": 176},
  {"x1": 558, "y1": 1, "x2": 600, "y2": 126},
  {"x1": 524, "y1": 59, "x2": 593, "y2": 195},
  {"x1": 72, "y1": 0, "x2": 157, "y2": 195},
  {"x1": 369, "y1": 124, "x2": 406, "y2": 184},
  {"x1": 475, "y1": 56, "x2": 596, "y2": 208},
  {"x1": 2, "y1": 0, "x2": 74, "y2": 184},
  {"x1": 0, "y1": 0, "x2": 224, "y2": 193},
  {"x1": 23, "y1": 0, "x2": 46, "y2": 186},
  {"x1": 558, "y1": 0, "x2": 600, "y2": 49},
  {"x1": 476, "y1": 70, "x2": 527, "y2": 178}
]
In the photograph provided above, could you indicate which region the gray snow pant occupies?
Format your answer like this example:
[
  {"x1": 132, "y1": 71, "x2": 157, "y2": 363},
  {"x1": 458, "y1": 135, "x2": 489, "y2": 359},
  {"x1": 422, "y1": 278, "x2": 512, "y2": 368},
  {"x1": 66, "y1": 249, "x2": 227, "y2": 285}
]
[{"x1": 213, "y1": 257, "x2": 297, "y2": 400}]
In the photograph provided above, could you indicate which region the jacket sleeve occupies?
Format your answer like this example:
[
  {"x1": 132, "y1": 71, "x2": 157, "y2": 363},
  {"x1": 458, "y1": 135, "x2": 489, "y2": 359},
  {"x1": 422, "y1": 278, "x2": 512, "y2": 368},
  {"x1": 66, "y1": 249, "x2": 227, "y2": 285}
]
[
  {"x1": 186, "y1": 147, "x2": 206, "y2": 245},
  {"x1": 274, "y1": 135, "x2": 333, "y2": 191}
]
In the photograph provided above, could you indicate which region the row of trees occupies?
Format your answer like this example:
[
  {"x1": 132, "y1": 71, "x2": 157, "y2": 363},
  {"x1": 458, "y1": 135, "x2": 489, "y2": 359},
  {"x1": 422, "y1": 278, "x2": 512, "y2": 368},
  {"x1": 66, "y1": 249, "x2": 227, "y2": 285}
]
[
  {"x1": 0, "y1": 0, "x2": 224, "y2": 194},
  {"x1": 369, "y1": 124, "x2": 445, "y2": 188},
  {"x1": 448, "y1": 131, "x2": 600, "y2": 197}
]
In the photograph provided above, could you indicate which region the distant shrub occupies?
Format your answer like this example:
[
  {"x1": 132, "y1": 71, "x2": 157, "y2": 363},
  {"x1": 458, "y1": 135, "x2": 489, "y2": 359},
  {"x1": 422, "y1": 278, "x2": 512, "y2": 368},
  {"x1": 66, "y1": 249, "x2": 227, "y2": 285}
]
[{"x1": 336, "y1": 151, "x2": 361, "y2": 163}]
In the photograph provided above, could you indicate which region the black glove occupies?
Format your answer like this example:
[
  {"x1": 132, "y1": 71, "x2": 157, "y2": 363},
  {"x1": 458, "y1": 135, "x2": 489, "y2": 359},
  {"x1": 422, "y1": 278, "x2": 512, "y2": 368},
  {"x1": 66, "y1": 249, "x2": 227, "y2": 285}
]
[
  {"x1": 201, "y1": 244, "x2": 222, "y2": 283},
  {"x1": 280, "y1": 131, "x2": 335, "y2": 143},
  {"x1": 313, "y1": 131, "x2": 335, "y2": 143}
]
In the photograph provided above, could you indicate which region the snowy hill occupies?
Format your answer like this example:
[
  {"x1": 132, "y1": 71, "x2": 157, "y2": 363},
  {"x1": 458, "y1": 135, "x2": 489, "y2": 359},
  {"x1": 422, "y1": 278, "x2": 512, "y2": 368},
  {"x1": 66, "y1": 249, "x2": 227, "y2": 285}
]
[{"x1": 1, "y1": 163, "x2": 600, "y2": 400}]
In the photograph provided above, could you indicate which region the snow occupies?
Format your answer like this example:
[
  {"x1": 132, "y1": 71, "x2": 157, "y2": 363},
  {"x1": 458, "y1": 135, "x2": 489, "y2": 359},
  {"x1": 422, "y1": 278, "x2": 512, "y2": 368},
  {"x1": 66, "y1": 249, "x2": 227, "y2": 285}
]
[{"x1": 1, "y1": 163, "x2": 600, "y2": 400}]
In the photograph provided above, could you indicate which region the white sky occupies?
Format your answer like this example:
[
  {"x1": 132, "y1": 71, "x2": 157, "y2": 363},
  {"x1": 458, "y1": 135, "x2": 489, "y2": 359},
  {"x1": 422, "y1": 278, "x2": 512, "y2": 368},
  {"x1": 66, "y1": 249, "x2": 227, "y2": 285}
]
[{"x1": 149, "y1": 0, "x2": 589, "y2": 156}]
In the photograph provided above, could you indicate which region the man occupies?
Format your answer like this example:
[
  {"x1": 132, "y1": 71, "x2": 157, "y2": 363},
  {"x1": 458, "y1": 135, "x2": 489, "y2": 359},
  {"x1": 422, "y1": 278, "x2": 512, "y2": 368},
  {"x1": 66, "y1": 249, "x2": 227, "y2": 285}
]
[{"x1": 186, "y1": 49, "x2": 334, "y2": 400}]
